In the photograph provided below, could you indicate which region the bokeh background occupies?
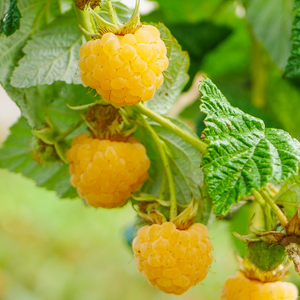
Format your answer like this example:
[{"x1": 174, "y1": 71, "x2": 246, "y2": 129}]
[{"x1": 1, "y1": 0, "x2": 300, "y2": 299}]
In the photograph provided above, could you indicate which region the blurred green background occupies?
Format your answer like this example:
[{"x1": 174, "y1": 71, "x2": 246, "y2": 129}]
[{"x1": 1, "y1": 0, "x2": 300, "y2": 299}]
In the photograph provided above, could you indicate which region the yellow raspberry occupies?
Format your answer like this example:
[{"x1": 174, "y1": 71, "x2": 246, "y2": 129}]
[
  {"x1": 78, "y1": 25, "x2": 168, "y2": 106},
  {"x1": 221, "y1": 272, "x2": 298, "y2": 300},
  {"x1": 132, "y1": 222, "x2": 213, "y2": 295},
  {"x1": 66, "y1": 133, "x2": 150, "y2": 208}
]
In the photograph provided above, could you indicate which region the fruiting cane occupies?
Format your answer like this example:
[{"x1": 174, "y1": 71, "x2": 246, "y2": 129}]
[{"x1": 77, "y1": 1, "x2": 168, "y2": 106}]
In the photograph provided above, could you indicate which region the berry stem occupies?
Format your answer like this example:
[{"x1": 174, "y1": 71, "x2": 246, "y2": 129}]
[
  {"x1": 74, "y1": 6, "x2": 94, "y2": 40},
  {"x1": 260, "y1": 189, "x2": 289, "y2": 228},
  {"x1": 104, "y1": 0, "x2": 120, "y2": 26},
  {"x1": 134, "y1": 103, "x2": 208, "y2": 155},
  {"x1": 55, "y1": 120, "x2": 84, "y2": 142},
  {"x1": 252, "y1": 190, "x2": 272, "y2": 230},
  {"x1": 138, "y1": 115, "x2": 177, "y2": 221}
]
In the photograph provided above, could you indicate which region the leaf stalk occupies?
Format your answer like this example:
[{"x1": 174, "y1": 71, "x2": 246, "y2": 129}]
[{"x1": 104, "y1": 0, "x2": 120, "y2": 26}]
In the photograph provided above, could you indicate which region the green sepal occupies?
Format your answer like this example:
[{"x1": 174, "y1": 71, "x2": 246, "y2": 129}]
[
  {"x1": 54, "y1": 141, "x2": 69, "y2": 163},
  {"x1": 32, "y1": 127, "x2": 58, "y2": 145}
]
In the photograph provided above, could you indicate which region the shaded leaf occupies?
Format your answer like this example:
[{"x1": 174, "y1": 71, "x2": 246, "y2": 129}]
[
  {"x1": 6, "y1": 82, "x2": 97, "y2": 130},
  {"x1": 0, "y1": 0, "x2": 21, "y2": 37},
  {"x1": 244, "y1": 0, "x2": 294, "y2": 70},
  {"x1": 146, "y1": 23, "x2": 189, "y2": 115},
  {"x1": 200, "y1": 78, "x2": 300, "y2": 217},
  {"x1": 284, "y1": 0, "x2": 300, "y2": 79},
  {"x1": 11, "y1": 10, "x2": 83, "y2": 88},
  {"x1": 0, "y1": 117, "x2": 77, "y2": 198},
  {"x1": 166, "y1": 21, "x2": 232, "y2": 90}
]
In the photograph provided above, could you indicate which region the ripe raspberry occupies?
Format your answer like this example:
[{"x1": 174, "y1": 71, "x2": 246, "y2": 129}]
[
  {"x1": 132, "y1": 222, "x2": 213, "y2": 295},
  {"x1": 221, "y1": 272, "x2": 298, "y2": 300},
  {"x1": 78, "y1": 25, "x2": 168, "y2": 106},
  {"x1": 66, "y1": 133, "x2": 150, "y2": 208}
]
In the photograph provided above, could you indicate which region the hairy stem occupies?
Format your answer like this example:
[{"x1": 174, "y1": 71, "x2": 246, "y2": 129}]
[
  {"x1": 138, "y1": 116, "x2": 177, "y2": 221},
  {"x1": 261, "y1": 189, "x2": 288, "y2": 228},
  {"x1": 134, "y1": 103, "x2": 208, "y2": 155},
  {"x1": 104, "y1": 0, "x2": 119, "y2": 26}
]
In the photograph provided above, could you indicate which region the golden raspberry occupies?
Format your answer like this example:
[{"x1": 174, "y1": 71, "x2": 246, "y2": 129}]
[
  {"x1": 78, "y1": 25, "x2": 168, "y2": 106},
  {"x1": 132, "y1": 222, "x2": 213, "y2": 295},
  {"x1": 221, "y1": 272, "x2": 298, "y2": 300},
  {"x1": 66, "y1": 133, "x2": 150, "y2": 208}
]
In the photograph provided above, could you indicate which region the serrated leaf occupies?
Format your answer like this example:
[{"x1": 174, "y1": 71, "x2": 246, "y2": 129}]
[
  {"x1": 11, "y1": 10, "x2": 83, "y2": 88},
  {"x1": 135, "y1": 118, "x2": 203, "y2": 205},
  {"x1": 0, "y1": 0, "x2": 21, "y2": 37},
  {"x1": 0, "y1": 0, "x2": 64, "y2": 87},
  {"x1": 275, "y1": 176, "x2": 300, "y2": 219},
  {"x1": 244, "y1": 0, "x2": 294, "y2": 70},
  {"x1": 284, "y1": 0, "x2": 300, "y2": 78},
  {"x1": 146, "y1": 23, "x2": 189, "y2": 115},
  {"x1": 0, "y1": 117, "x2": 77, "y2": 198},
  {"x1": 200, "y1": 78, "x2": 300, "y2": 217}
]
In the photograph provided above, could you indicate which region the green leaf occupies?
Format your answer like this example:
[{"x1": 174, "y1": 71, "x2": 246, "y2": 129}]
[
  {"x1": 244, "y1": 0, "x2": 294, "y2": 70},
  {"x1": 5, "y1": 82, "x2": 96, "y2": 130},
  {"x1": 200, "y1": 78, "x2": 300, "y2": 217},
  {"x1": 284, "y1": 0, "x2": 300, "y2": 79},
  {"x1": 135, "y1": 118, "x2": 203, "y2": 205},
  {"x1": 144, "y1": 0, "x2": 228, "y2": 24},
  {"x1": 275, "y1": 176, "x2": 300, "y2": 219},
  {"x1": 11, "y1": 11, "x2": 83, "y2": 88},
  {"x1": 167, "y1": 21, "x2": 232, "y2": 91},
  {"x1": 146, "y1": 23, "x2": 189, "y2": 115},
  {"x1": 0, "y1": 117, "x2": 77, "y2": 198},
  {"x1": 0, "y1": 0, "x2": 21, "y2": 37},
  {"x1": 0, "y1": 0, "x2": 65, "y2": 87}
]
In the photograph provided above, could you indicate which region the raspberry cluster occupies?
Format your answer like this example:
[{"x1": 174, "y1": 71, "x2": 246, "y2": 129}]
[
  {"x1": 221, "y1": 272, "x2": 298, "y2": 300},
  {"x1": 67, "y1": 133, "x2": 150, "y2": 208},
  {"x1": 132, "y1": 222, "x2": 213, "y2": 295},
  {"x1": 78, "y1": 25, "x2": 169, "y2": 106}
]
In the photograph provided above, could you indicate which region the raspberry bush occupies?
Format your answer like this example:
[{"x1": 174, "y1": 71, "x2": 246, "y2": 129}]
[{"x1": 1, "y1": 0, "x2": 300, "y2": 298}]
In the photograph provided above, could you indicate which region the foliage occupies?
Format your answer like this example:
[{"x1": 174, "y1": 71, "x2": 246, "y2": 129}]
[
  {"x1": 284, "y1": 0, "x2": 300, "y2": 78},
  {"x1": 0, "y1": 0, "x2": 21, "y2": 37},
  {"x1": 1, "y1": 0, "x2": 300, "y2": 296},
  {"x1": 243, "y1": 0, "x2": 294, "y2": 70},
  {"x1": 200, "y1": 78, "x2": 300, "y2": 217}
]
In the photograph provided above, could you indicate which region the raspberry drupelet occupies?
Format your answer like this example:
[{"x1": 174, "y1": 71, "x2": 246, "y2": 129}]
[{"x1": 78, "y1": 25, "x2": 168, "y2": 106}]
